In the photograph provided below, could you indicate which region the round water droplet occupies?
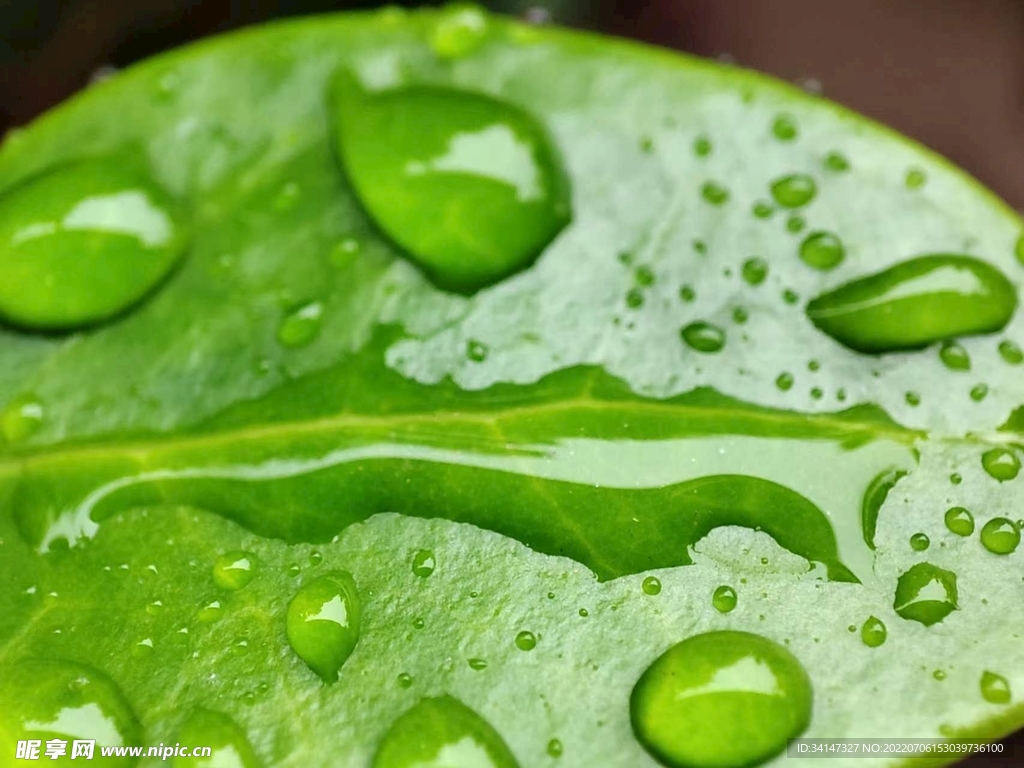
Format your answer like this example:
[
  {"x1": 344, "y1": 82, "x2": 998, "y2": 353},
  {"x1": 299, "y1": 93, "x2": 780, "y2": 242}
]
[
  {"x1": 732, "y1": 307, "x2": 748, "y2": 325},
  {"x1": 642, "y1": 576, "x2": 662, "y2": 596},
  {"x1": 970, "y1": 383, "x2": 989, "y2": 402},
  {"x1": 770, "y1": 174, "x2": 817, "y2": 208},
  {"x1": 693, "y1": 136, "x2": 712, "y2": 157},
  {"x1": 397, "y1": 673, "x2": 413, "y2": 689},
  {"x1": 982, "y1": 448, "x2": 1020, "y2": 482},
  {"x1": 783, "y1": 288, "x2": 800, "y2": 305},
  {"x1": 212, "y1": 551, "x2": 256, "y2": 590},
  {"x1": 933, "y1": 669, "x2": 947, "y2": 681},
  {"x1": 806, "y1": 255, "x2": 1017, "y2": 353},
  {"x1": 701, "y1": 181, "x2": 730, "y2": 206},
  {"x1": 679, "y1": 285, "x2": 696, "y2": 303},
  {"x1": 515, "y1": 631, "x2": 537, "y2": 651},
  {"x1": 173, "y1": 708, "x2": 259, "y2": 767},
  {"x1": 0, "y1": 660, "x2": 142, "y2": 761},
  {"x1": 431, "y1": 3, "x2": 489, "y2": 60},
  {"x1": 939, "y1": 340, "x2": 970, "y2": 371},
  {"x1": 372, "y1": 695, "x2": 519, "y2": 768},
  {"x1": 775, "y1": 372, "x2": 794, "y2": 391},
  {"x1": 412, "y1": 617, "x2": 425, "y2": 630},
  {"x1": 625, "y1": 289, "x2": 644, "y2": 309},
  {"x1": 742, "y1": 257, "x2": 768, "y2": 286},
  {"x1": 950, "y1": 473, "x2": 963, "y2": 485},
  {"x1": 330, "y1": 77, "x2": 570, "y2": 294},
  {"x1": 823, "y1": 151, "x2": 849, "y2": 172},
  {"x1": 860, "y1": 616, "x2": 887, "y2": 648},
  {"x1": 277, "y1": 301, "x2": 323, "y2": 348},
  {"x1": 681, "y1": 321, "x2": 725, "y2": 353},
  {"x1": 798, "y1": 231, "x2": 844, "y2": 271},
  {"x1": 772, "y1": 115, "x2": 798, "y2": 141},
  {"x1": 785, "y1": 215, "x2": 806, "y2": 234},
  {"x1": 905, "y1": 391, "x2": 921, "y2": 407},
  {"x1": 1, "y1": 394, "x2": 44, "y2": 443},
  {"x1": 712, "y1": 585, "x2": 737, "y2": 613},
  {"x1": 0, "y1": 158, "x2": 187, "y2": 330},
  {"x1": 412, "y1": 549, "x2": 436, "y2": 578},
  {"x1": 910, "y1": 533, "x2": 930, "y2": 551},
  {"x1": 286, "y1": 571, "x2": 362, "y2": 683},
  {"x1": 752, "y1": 201, "x2": 774, "y2": 219},
  {"x1": 998, "y1": 339, "x2": 1023, "y2": 364},
  {"x1": 630, "y1": 631, "x2": 812, "y2": 768},
  {"x1": 944, "y1": 506, "x2": 975, "y2": 537},
  {"x1": 980, "y1": 517, "x2": 1020, "y2": 555},
  {"x1": 547, "y1": 738, "x2": 563, "y2": 758},
  {"x1": 894, "y1": 563, "x2": 958, "y2": 626},
  {"x1": 980, "y1": 671, "x2": 1012, "y2": 704},
  {"x1": 634, "y1": 264, "x2": 656, "y2": 286}
]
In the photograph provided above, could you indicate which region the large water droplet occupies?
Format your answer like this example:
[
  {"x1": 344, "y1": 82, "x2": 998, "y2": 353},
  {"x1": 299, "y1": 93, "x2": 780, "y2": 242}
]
[
  {"x1": 286, "y1": 571, "x2": 362, "y2": 683},
  {"x1": 680, "y1": 321, "x2": 725, "y2": 353},
  {"x1": 980, "y1": 671, "x2": 1012, "y2": 704},
  {"x1": 0, "y1": 158, "x2": 187, "y2": 330},
  {"x1": 938, "y1": 340, "x2": 971, "y2": 371},
  {"x1": 1, "y1": 393, "x2": 44, "y2": 443},
  {"x1": 630, "y1": 631, "x2": 812, "y2": 768},
  {"x1": 980, "y1": 517, "x2": 1020, "y2": 555},
  {"x1": 770, "y1": 174, "x2": 816, "y2": 208},
  {"x1": 982, "y1": 448, "x2": 1020, "y2": 481},
  {"x1": 806, "y1": 255, "x2": 1017, "y2": 353},
  {"x1": 330, "y1": 76, "x2": 570, "y2": 294},
  {"x1": 712, "y1": 585, "x2": 737, "y2": 613},
  {"x1": 894, "y1": 563, "x2": 958, "y2": 626},
  {"x1": 172, "y1": 708, "x2": 260, "y2": 767},
  {"x1": 798, "y1": 232, "x2": 844, "y2": 271},
  {"x1": 944, "y1": 507, "x2": 975, "y2": 537},
  {"x1": 0, "y1": 660, "x2": 142, "y2": 762},
  {"x1": 212, "y1": 551, "x2": 256, "y2": 590},
  {"x1": 431, "y1": 3, "x2": 489, "y2": 60},
  {"x1": 860, "y1": 616, "x2": 887, "y2": 647},
  {"x1": 372, "y1": 695, "x2": 519, "y2": 767}
]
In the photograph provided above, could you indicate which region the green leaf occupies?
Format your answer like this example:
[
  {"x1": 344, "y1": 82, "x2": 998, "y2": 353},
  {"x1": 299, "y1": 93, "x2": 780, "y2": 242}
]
[{"x1": 0, "y1": 6, "x2": 1023, "y2": 766}]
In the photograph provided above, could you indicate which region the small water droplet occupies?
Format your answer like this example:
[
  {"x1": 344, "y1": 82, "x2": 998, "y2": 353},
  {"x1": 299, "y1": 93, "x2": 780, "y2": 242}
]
[
  {"x1": 939, "y1": 340, "x2": 971, "y2": 371},
  {"x1": 578, "y1": 608, "x2": 589, "y2": 618},
  {"x1": 309, "y1": 551, "x2": 323, "y2": 566},
  {"x1": 798, "y1": 231, "x2": 844, "y2": 271},
  {"x1": 680, "y1": 321, "x2": 725, "y2": 353},
  {"x1": 905, "y1": 391, "x2": 921, "y2": 407},
  {"x1": 212, "y1": 551, "x2": 256, "y2": 590},
  {"x1": 775, "y1": 372, "x2": 794, "y2": 391},
  {"x1": 770, "y1": 174, "x2": 817, "y2": 208},
  {"x1": 982, "y1": 448, "x2": 1020, "y2": 482},
  {"x1": 468, "y1": 657, "x2": 488, "y2": 671},
  {"x1": 772, "y1": 115, "x2": 799, "y2": 141},
  {"x1": 678, "y1": 285, "x2": 696, "y2": 303},
  {"x1": 272, "y1": 181, "x2": 301, "y2": 211},
  {"x1": 785, "y1": 215, "x2": 806, "y2": 234},
  {"x1": 950, "y1": 472, "x2": 963, "y2": 485},
  {"x1": 277, "y1": 301, "x2": 324, "y2": 348},
  {"x1": 625, "y1": 288, "x2": 645, "y2": 309},
  {"x1": 642, "y1": 576, "x2": 662, "y2": 596},
  {"x1": 970, "y1": 383, "x2": 989, "y2": 402},
  {"x1": 752, "y1": 201, "x2": 774, "y2": 219},
  {"x1": 330, "y1": 237, "x2": 362, "y2": 267},
  {"x1": 782, "y1": 288, "x2": 800, "y2": 305},
  {"x1": 286, "y1": 571, "x2": 362, "y2": 683},
  {"x1": 944, "y1": 507, "x2": 975, "y2": 537},
  {"x1": 980, "y1": 671, "x2": 1012, "y2": 704},
  {"x1": 742, "y1": 257, "x2": 768, "y2": 286},
  {"x1": 146, "y1": 600, "x2": 164, "y2": 616},
  {"x1": 515, "y1": 630, "x2": 537, "y2": 651},
  {"x1": 431, "y1": 3, "x2": 489, "y2": 60},
  {"x1": 909, "y1": 533, "x2": 930, "y2": 551},
  {"x1": 634, "y1": 264, "x2": 656, "y2": 287},
  {"x1": 372, "y1": 696, "x2": 519, "y2": 767},
  {"x1": 998, "y1": 339, "x2": 1023, "y2": 364},
  {"x1": 701, "y1": 181, "x2": 730, "y2": 206},
  {"x1": 732, "y1": 307, "x2": 749, "y2": 324},
  {"x1": 980, "y1": 517, "x2": 1020, "y2": 555},
  {"x1": 1, "y1": 394, "x2": 44, "y2": 443},
  {"x1": 397, "y1": 672, "x2": 413, "y2": 689},
  {"x1": 198, "y1": 600, "x2": 224, "y2": 623},
  {"x1": 894, "y1": 563, "x2": 958, "y2": 626},
  {"x1": 806, "y1": 255, "x2": 1016, "y2": 353},
  {"x1": 860, "y1": 616, "x2": 887, "y2": 647},
  {"x1": 933, "y1": 669, "x2": 947, "y2": 681},
  {"x1": 712, "y1": 585, "x2": 737, "y2": 613},
  {"x1": 630, "y1": 631, "x2": 812, "y2": 768},
  {"x1": 412, "y1": 617, "x2": 425, "y2": 630},
  {"x1": 905, "y1": 168, "x2": 927, "y2": 189},
  {"x1": 547, "y1": 738, "x2": 564, "y2": 758},
  {"x1": 465, "y1": 339, "x2": 489, "y2": 362},
  {"x1": 823, "y1": 151, "x2": 850, "y2": 172},
  {"x1": 693, "y1": 135, "x2": 712, "y2": 157},
  {"x1": 412, "y1": 549, "x2": 436, "y2": 578}
]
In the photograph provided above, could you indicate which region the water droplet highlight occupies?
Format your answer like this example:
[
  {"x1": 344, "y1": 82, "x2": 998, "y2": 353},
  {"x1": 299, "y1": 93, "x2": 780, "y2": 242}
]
[
  {"x1": 860, "y1": 616, "x2": 887, "y2": 647},
  {"x1": 630, "y1": 631, "x2": 812, "y2": 768},
  {"x1": 770, "y1": 174, "x2": 817, "y2": 208},
  {"x1": 980, "y1": 517, "x2": 1020, "y2": 555},
  {"x1": 330, "y1": 76, "x2": 570, "y2": 294},
  {"x1": 798, "y1": 232, "x2": 844, "y2": 271},
  {"x1": 286, "y1": 570, "x2": 362, "y2": 683},
  {"x1": 680, "y1": 321, "x2": 725, "y2": 353},
  {"x1": 806, "y1": 255, "x2": 1017, "y2": 353},
  {"x1": 212, "y1": 551, "x2": 256, "y2": 590},
  {"x1": 894, "y1": 563, "x2": 958, "y2": 626}
]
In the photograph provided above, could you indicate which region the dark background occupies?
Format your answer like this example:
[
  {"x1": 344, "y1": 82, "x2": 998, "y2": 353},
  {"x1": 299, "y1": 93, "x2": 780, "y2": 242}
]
[{"x1": 0, "y1": 1, "x2": 1021, "y2": 764}]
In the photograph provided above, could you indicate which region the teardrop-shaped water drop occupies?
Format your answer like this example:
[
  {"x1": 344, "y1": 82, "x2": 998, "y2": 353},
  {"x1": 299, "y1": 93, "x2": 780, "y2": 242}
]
[
  {"x1": 330, "y1": 76, "x2": 570, "y2": 294},
  {"x1": 893, "y1": 563, "x2": 958, "y2": 626},
  {"x1": 982, "y1": 448, "x2": 1020, "y2": 481},
  {"x1": 980, "y1": 517, "x2": 1020, "y2": 555},
  {"x1": 938, "y1": 340, "x2": 970, "y2": 371},
  {"x1": 798, "y1": 232, "x2": 844, "y2": 271},
  {"x1": 860, "y1": 616, "x2": 887, "y2": 647},
  {"x1": 944, "y1": 507, "x2": 975, "y2": 537},
  {"x1": 286, "y1": 570, "x2": 362, "y2": 683},
  {"x1": 806, "y1": 255, "x2": 1017, "y2": 353},
  {"x1": 1, "y1": 393, "x2": 44, "y2": 443},
  {"x1": 630, "y1": 631, "x2": 812, "y2": 768},
  {"x1": 712, "y1": 585, "x2": 737, "y2": 613},
  {"x1": 213, "y1": 551, "x2": 257, "y2": 590},
  {"x1": 431, "y1": 3, "x2": 489, "y2": 60},
  {"x1": 172, "y1": 708, "x2": 260, "y2": 767},
  {"x1": 680, "y1": 321, "x2": 725, "y2": 353},
  {"x1": 0, "y1": 158, "x2": 187, "y2": 330},
  {"x1": 0, "y1": 660, "x2": 142, "y2": 760},
  {"x1": 770, "y1": 174, "x2": 817, "y2": 208},
  {"x1": 980, "y1": 671, "x2": 1012, "y2": 704},
  {"x1": 372, "y1": 695, "x2": 519, "y2": 768}
]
